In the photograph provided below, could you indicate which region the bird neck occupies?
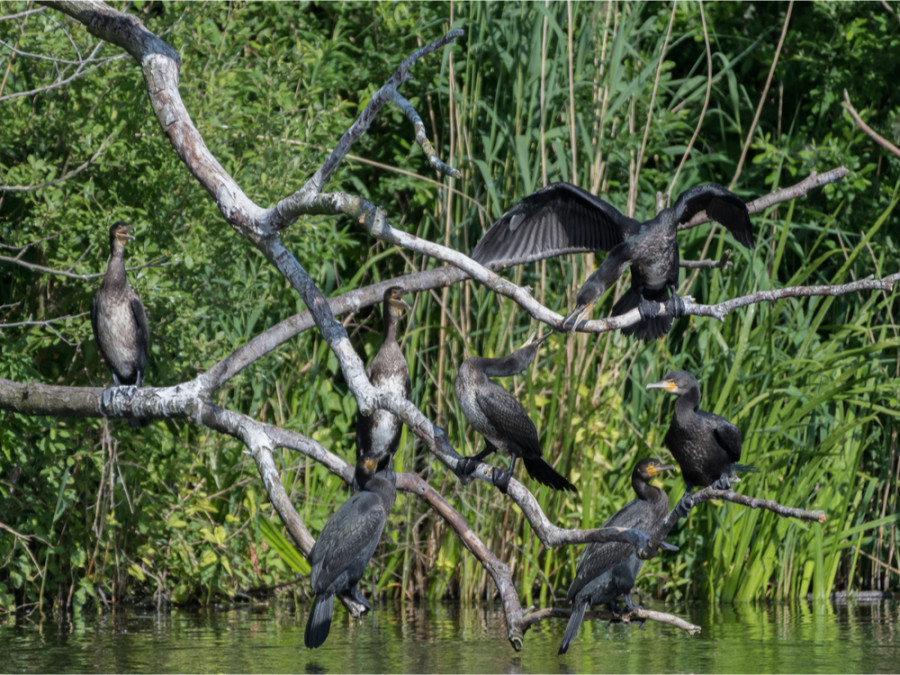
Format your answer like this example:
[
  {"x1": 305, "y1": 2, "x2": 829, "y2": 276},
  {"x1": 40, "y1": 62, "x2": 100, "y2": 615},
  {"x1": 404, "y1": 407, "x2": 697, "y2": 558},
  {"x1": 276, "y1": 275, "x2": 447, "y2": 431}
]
[
  {"x1": 103, "y1": 244, "x2": 128, "y2": 288},
  {"x1": 366, "y1": 472, "x2": 397, "y2": 509},
  {"x1": 383, "y1": 307, "x2": 399, "y2": 343},
  {"x1": 659, "y1": 210, "x2": 680, "y2": 235},
  {"x1": 632, "y1": 476, "x2": 663, "y2": 503},
  {"x1": 480, "y1": 343, "x2": 538, "y2": 378},
  {"x1": 675, "y1": 386, "x2": 701, "y2": 415}
]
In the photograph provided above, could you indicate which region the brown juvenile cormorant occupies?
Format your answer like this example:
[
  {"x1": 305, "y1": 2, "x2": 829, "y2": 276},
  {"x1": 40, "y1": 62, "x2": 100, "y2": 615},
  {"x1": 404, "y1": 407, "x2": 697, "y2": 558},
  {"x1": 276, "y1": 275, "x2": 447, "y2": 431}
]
[
  {"x1": 471, "y1": 182, "x2": 753, "y2": 340},
  {"x1": 454, "y1": 334, "x2": 576, "y2": 493},
  {"x1": 647, "y1": 369, "x2": 755, "y2": 516},
  {"x1": 305, "y1": 450, "x2": 397, "y2": 649},
  {"x1": 355, "y1": 287, "x2": 411, "y2": 463},
  {"x1": 558, "y1": 457, "x2": 674, "y2": 655},
  {"x1": 91, "y1": 222, "x2": 149, "y2": 427}
]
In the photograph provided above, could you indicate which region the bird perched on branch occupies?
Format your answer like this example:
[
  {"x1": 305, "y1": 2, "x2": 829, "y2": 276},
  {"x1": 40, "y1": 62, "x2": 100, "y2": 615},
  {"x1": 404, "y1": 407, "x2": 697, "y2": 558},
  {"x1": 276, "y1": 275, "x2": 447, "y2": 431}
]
[
  {"x1": 91, "y1": 221, "x2": 149, "y2": 427},
  {"x1": 305, "y1": 450, "x2": 396, "y2": 649},
  {"x1": 471, "y1": 182, "x2": 753, "y2": 340},
  {"x1": 646, "y1": 369, "x2": 756, "y2": 516},
  {"x1": 356, "y1": 287, "x2": 411, "y2": 464},
  {"x1": 559, "y1": 457, "x2": 675, "y2": 655},
  {"x1": 454, "y1": 333, "x2": 576, "y2": 493}
]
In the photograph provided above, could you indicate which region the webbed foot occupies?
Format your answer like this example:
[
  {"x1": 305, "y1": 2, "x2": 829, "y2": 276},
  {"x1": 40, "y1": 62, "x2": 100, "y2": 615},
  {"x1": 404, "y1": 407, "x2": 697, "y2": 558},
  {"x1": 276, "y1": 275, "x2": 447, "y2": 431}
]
[
  {"x1": 674, "y1": 490, "x2": 694, "y2": 519},
  {"x1": 666, "y1": 292, "x2": 685, "y2": 319},
  {"x1": 492, "y1": 467, "x2": 512, "y2": 494},
  {"x1": 101, "y1": 386, "x2": 117, "y2": 411},
  {"x1": 622, "y1": 593, "x2": 646, "y2": 628},
  {"x1": 711, "y1": 473, "x2": 734, "y2": 491},
  {"x1": 637, "y1": 296, "x2": 662, "y2": 322},
  {"x1": 455, "y1": 457, "x2": 482, "y2": 479}
]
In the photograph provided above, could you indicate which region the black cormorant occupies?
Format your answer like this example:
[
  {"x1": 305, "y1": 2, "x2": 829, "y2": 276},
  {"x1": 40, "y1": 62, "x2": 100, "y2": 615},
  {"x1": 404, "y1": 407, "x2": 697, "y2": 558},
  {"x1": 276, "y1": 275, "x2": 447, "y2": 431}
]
[
  {"x1": 355, "y1": 286, "x2": 411, "y2": 463},
  {"x1": 471, "y1": 182, "x2": 753, "y2": 340},
  {"x1": 304, "y1": 450, "x2": 397, "y2": 649},
  {"x1": 454, "y1": 334, "x2": 575, "y2": 493},
  {"x1": 558, "y1": 457, "x2": 674, "y2": 655},
  {"x1": 91, "y1": 222, "x2": 149, "y2": 427},
  {"x1": 646, "y1": 370, "x2": 754, "y2": 515}
]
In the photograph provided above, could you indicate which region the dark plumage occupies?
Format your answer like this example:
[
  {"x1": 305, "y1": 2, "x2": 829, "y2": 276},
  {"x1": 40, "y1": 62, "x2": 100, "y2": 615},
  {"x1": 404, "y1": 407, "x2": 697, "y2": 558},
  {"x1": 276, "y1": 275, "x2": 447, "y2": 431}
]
[
  {"x1": 91, "y1": 222, "x2": 149, "y2": 427},
  {"x1": 558, "y1": 458, "x2": 674, "y2": 655},
  {"x1": 471, "y1": 182, "x2": 753, "y2": 340},
  {"x1": 355, "y1": 287, "x2": 411, "y2": 463},
  {"x1": 305, "y1": 451, "x2": 397, "y2": 649},
  {"x1": 646, "y1": 369, "x2": 755, "y2": 515},
  {"x1": 454, "y1": 334, "x2": 575, "y2": 493}
]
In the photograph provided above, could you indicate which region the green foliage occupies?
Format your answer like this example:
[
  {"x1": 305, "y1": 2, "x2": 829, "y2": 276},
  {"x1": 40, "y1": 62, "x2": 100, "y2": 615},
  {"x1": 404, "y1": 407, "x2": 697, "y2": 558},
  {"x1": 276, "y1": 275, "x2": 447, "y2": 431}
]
[{"x1": 1, "y1": 0, "x2": 898, "y2": 618}]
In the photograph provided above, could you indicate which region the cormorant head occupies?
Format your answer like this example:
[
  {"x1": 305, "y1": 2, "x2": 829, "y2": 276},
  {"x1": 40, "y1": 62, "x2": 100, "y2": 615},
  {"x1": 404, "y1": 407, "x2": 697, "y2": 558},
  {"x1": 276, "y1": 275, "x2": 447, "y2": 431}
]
[
  {"x1": 634, "y1": 457, "x2": 676, "y2": 482},
  {"x1": 109, "y1": 221, "x2": 135, "y2": 250},
  {"x1": 646, "y1": 369, "x2": 698, "y2": 397},
  {"x1": 384, "y1": 286, "x2": 411, "y2": 321},
  {"x1": 353, "y1": 449, "x2": 393, "y2": 490}
]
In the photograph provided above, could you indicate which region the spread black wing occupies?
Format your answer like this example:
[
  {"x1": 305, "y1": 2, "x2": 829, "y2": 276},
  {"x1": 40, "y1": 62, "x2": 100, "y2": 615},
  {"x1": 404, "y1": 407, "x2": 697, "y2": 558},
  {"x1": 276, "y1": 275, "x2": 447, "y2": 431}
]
[
  {"x1": 471, "y1": 182, "x2": 640, "y2": 266},
  {"x1": 672, "y1": 183, "x2": 753, "y2": 250}
]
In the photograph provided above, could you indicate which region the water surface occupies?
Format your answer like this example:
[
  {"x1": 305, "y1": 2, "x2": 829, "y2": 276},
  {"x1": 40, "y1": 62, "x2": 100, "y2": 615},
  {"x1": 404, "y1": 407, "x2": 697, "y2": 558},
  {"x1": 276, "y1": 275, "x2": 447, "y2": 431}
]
[{"x1": 2, "y1": 598, "x2": 897, "y2": 673}]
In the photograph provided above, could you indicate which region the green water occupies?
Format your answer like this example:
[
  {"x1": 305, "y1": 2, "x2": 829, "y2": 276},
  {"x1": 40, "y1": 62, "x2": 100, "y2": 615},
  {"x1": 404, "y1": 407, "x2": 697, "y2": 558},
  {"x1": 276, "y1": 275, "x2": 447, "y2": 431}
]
[{"x1": 1, "y1": 599, "x2": 897, "y2": 673}]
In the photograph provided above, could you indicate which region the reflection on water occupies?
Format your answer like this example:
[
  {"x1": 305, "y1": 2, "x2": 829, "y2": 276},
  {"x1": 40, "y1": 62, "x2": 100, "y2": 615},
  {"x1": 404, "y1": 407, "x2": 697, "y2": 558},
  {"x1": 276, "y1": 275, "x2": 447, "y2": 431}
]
[{"x1": 1, "y1": 598, "x2": 898, "y2": 673}]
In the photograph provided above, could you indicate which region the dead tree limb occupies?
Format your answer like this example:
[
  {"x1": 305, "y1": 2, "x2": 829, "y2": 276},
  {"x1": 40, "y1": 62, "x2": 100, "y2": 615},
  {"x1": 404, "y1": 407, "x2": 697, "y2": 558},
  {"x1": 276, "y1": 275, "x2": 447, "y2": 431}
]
[
  {"x1": 640, "y1": 485, "x2": 827, "y2": 562},
  {"x1": 843, "y1": 89, "x2": 900, "y2": 160},
  {"x1": 521, "y1": 605, "x2": 702, "y2": 636}
]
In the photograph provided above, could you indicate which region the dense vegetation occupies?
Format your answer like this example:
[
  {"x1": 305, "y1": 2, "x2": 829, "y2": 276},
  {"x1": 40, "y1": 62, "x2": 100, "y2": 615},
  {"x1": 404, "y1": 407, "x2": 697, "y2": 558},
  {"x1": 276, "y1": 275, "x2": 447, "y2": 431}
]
[{"x1": 1, "y1": 1, "x2": 898, "y2": 620}]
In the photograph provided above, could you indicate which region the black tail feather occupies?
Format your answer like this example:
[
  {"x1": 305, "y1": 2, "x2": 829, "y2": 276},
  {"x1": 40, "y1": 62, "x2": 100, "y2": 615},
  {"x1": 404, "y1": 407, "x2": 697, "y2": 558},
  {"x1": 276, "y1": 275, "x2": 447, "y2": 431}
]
[
  {"x1": 733, "y1": 463, "x2": 758, "y2": 474},
  {"x1": 559, "y1": 599, "x2": 588, "y2": 655},
  {"x1": 304, "y1": 593, "x2": 334, "y2": 649},
  {"x1": 523, "y1": 455, "x2": 576, "y2": 492}
]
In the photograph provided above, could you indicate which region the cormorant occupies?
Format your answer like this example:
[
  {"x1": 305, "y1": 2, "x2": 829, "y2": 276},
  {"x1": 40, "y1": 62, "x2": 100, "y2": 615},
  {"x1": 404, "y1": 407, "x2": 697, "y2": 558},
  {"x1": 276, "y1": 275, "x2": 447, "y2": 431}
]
[
  {"x1": 646, "y1": 370, "x2": 755, "y2": 516},
  {"x1": 91, "y1": 222, "x2": 149, "y2": 427},
  {"x1": 304, "y1": 450, "x2": 397, "y2": 649},
  {"x1": 355, "y1": 287, "x2": 411, "y2": 463},
  {"x1": 558, "y1": 457, "x2": 674, "y2": 655},
  {"x1": 471, "y1": 182, "x2": 753, "y2": 340},
  {"x1": 454, "y1": 334, "x2": 576, "y2": 493}
]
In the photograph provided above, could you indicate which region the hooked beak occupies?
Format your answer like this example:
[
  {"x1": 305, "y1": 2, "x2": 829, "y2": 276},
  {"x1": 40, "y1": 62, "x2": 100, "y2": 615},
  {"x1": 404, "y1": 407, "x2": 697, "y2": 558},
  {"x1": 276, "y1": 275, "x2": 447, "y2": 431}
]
[
  {"x1": 561, "y1": 302, "x2": 594, "y2": 333},
  {"x1": 646, "y1": 379, "x2": 676, "y2": 392},
  {"x1": 647, "y1": 462, "x2": 677, "y2": 477},
  {"x1": 116, "y1": 224, "x2": 135, "y2": 244}
]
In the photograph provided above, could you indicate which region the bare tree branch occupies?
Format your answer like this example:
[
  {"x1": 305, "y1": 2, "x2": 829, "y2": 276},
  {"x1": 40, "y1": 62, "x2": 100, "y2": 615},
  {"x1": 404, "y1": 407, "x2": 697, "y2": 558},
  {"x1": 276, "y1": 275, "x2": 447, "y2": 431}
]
[
  {"x1": 520, "y1": 605, "x2": 702, "y2": 635},
  {"x1": 0, "y1": 35, "x2": 121, "y2": 65},
  {"x1": 0, "y1": 253, "x2": 176, "y2": 280},
  {"x1": 0, "y1": 55, "x2": 128, "y2": 102},
  {"x1": 640, "y1": 485, "x2": 826, "y2": 562},
  {"x1": 683, "y1": 273, "x2": 899, "y2": 323},
  {"x1": 0, "y1": 311, "x2": 89, "y2": 328},
  {"x1": 680, "y1": 250, "x2": 733, "y2": 270},
  {"x1": 843, "y1": 89, "x2": 900, "y2": 160},
  {"x1": 879, "y1": 0, "x2": 900, "y2": 27},
  {"x1": 0, "y1": 7, "x2": 48, "y2": 22}
]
